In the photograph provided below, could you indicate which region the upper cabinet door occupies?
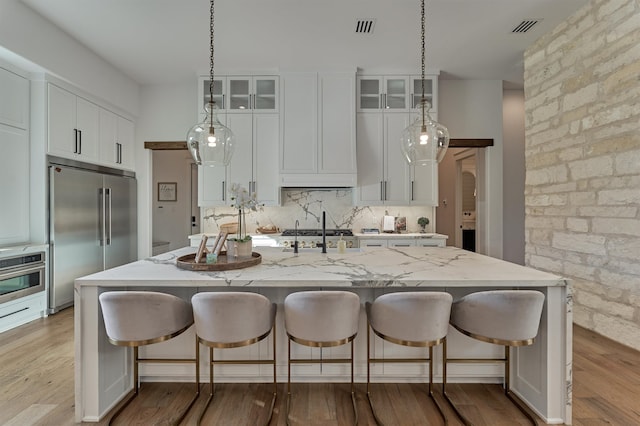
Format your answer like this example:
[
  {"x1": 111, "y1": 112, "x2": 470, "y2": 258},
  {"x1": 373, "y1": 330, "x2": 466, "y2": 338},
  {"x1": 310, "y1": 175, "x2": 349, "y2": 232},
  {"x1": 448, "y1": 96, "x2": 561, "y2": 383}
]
[
  {"x1": 0, "y1": 67, "x2": 29, "y2": 130},
  {"x1": 74, "y1": 97, "x2": 100, "y2": 162},
  {"x1": 384, "y1": 77, "x2": 409, "y2": 110},
  {"x1": 48, "y1": 84, "x2": 77, "y2": 157},
  {"x1": 410, "y1": 76, "x2": 437, "y2": 113},
  {"x1": 253, "y1": 77, "x2": 278, "y2": 111},
  {"x1": 357, "y1": 77, "x2": 382, "y2": 111},
  {"x1": 199, "y1": 77, "x2": 226, "y2": 113},
  {"x1": 228, "y1": 77, "x2": 251, "y2": 111}
]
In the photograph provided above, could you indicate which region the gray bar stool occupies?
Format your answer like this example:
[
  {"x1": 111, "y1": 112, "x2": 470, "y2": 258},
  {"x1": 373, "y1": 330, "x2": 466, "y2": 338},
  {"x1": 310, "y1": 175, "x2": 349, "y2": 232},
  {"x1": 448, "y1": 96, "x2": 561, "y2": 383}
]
[
  {"x1": 365, "y1": 291, "x2": 452, "y2": 425},
  {"x1": 98, "y1": 291, "x2": 199, "y2": 426},
  {"x1": 444, "y1": 290, "x2": 545, "y2": 426},
  {"x1": 191, "y1": 291, "x2": 277, "y2": 426},
  {"x1": 284, "y1": 290, "x2": 361, "y2": 425}
]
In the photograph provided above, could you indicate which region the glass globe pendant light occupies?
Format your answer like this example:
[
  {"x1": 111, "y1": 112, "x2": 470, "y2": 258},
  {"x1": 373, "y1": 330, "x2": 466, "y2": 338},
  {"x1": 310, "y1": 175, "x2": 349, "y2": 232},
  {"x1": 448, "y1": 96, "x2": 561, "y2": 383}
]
[
  {"x1": 400, "y1": 0, "x2": 449, "y2": 166},
  {"x1": 187, "y1": 0, "x2": 234, "y2": 167}
]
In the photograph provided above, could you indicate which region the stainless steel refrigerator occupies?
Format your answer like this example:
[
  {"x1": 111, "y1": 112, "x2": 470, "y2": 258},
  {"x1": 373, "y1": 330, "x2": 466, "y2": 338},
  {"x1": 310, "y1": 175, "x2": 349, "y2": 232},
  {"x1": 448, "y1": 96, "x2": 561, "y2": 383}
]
[{"x1": 48, "y1": 157, "x2": 137, "y2": 313}]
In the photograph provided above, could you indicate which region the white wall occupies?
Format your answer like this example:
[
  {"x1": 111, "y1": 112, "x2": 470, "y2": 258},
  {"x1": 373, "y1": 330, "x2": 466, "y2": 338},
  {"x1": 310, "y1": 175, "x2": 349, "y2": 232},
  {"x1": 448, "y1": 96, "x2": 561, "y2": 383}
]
[
  {"x1": 136, "y1": 81, "x2": 196, "y2": 257},
  {"x1": 152, "y1": 151, "x2": 194, "y2": 251},
  {"x1": 0, "y1": 0, "x2": 139, "y2": 116},
  {"x1": 502, "y1": 90, "x2": 525, "y2": 265},
  {"x1": 438, "y1": 80, "x2": 504, "y2": 258}
]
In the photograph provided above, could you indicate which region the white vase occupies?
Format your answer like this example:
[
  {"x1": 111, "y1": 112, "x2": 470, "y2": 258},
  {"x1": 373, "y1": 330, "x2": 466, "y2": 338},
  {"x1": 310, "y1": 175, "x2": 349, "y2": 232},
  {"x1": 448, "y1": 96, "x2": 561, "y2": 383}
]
[{"x1": 227, "y1": 240, "x2": 253, "y2": 259}]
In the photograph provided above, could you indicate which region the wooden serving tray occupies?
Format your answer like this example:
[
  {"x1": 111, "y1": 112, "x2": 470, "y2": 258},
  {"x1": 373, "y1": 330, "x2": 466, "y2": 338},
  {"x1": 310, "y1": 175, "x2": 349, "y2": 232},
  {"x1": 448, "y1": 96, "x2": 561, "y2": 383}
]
[{"x1": 176, "y1": 251, "x2": 261, "y2": 271}]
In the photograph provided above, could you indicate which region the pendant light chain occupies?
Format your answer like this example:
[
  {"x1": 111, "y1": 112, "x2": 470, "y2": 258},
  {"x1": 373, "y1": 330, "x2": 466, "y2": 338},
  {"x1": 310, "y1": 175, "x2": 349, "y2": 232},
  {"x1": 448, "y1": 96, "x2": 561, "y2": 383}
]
[
  {"x1": 209, "y1": 0, "x2": 215, "y2": 123},
  {"x1": 420, "y1": 0, "x2": 426, "y2": 122}
]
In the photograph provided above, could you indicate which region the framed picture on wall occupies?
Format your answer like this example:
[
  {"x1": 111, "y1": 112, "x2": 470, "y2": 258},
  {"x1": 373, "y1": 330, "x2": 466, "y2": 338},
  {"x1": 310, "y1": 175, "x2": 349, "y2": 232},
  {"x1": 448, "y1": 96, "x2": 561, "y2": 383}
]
[{"x1": 158, "y1": 182, "x2": 177, "y2": 201}]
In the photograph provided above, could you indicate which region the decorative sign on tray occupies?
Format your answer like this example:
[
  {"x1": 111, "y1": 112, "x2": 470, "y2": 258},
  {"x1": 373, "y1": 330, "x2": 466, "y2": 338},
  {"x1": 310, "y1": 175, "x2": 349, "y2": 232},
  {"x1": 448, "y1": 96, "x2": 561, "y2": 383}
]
[{"x1": 194, "y1": 232, "x2": 229, "y2": 263}]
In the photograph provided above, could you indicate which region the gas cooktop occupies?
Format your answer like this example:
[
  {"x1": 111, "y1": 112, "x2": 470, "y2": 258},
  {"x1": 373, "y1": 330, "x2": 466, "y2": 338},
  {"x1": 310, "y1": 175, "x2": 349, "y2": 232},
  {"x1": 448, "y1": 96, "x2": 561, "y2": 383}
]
[{"x1": 281, "y1": 229, "x2": 354, "y2": 237}]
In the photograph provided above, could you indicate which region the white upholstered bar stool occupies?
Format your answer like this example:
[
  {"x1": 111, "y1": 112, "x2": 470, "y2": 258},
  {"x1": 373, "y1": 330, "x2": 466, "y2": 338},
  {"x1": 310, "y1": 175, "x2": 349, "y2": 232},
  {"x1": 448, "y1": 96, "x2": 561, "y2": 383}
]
[
  {"x1": 191, "y1": 292, "x2": 277, "y2": 426},
  {"x1": 444, "y1": 290, "x2": 545, "y2": 426},
  {"x1": 284, "y1": 291, "x2": 361, "y2": 425},
  {"x1": 98, "y1": 291, "x2": 199, "y2": 426},
  {"x1": 365, "y1": 291, "x2": 453, "y2": 425}
]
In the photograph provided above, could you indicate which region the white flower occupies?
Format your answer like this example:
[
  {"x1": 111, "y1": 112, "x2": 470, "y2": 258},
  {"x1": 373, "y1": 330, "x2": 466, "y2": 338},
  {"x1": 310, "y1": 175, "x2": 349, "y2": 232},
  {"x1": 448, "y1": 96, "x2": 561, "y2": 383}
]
[{"x1": 229, "y1": 183, "x2": 260, "y2": 211}]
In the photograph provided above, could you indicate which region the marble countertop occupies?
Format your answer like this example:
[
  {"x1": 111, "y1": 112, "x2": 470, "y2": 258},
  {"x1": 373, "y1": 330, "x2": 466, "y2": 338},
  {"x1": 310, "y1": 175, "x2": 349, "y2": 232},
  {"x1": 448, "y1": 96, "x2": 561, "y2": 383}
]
[
  {"x1": 188, "y1": 232, "x2": 448, "y2": 240},
  {"x1": 354, "y1": 232, "x2": 448, "y2": 239},
  {"x1": 75, "y1": 246, "x2": 566, "y2": 289}
]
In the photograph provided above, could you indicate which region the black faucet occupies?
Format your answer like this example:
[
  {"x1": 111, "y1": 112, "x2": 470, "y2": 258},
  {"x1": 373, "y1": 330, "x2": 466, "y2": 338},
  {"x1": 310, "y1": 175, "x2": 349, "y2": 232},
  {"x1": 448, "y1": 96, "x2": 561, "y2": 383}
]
[
  {"x1": 294, "y1": 219, "x2": 299, "y2": 255},
  {"x1": 321, "y1": 211, "x2": 327, "y2": 253}
]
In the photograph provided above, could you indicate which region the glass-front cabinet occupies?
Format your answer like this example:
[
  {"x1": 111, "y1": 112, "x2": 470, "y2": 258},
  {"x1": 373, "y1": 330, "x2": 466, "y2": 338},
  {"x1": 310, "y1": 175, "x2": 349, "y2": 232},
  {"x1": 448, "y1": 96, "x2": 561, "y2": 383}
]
[
  {"x1": 198, "y1": 78, "x2": 225, "y2": 115},
  {"x1": 197, "y1": 75, "x2": 278, "y2": 114},
  {"x1": 357, "y1": 76, "x2": 409, "y2": 111},
  {"x1": 357, "y1": 75, "x2": 437, "y2": 113},
  {"x1": 228, "y1": 76, "x2": 278, "y2": 112}
]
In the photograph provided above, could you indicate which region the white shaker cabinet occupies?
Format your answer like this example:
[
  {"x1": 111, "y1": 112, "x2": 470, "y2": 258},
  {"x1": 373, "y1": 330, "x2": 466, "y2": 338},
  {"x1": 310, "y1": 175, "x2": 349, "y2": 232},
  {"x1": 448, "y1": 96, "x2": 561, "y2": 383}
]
[
  {"x1": 280, "y1": 72, "x2": 357, "y2": 186},
  {"x1": 0, "y1": 124, "x2": 29, "y2": 244},
  {"x1": 356, "y1": 112, "x2": 411, "y2": 205},
  {"x1": 198, "y1": 111, "x2": 228, "y2": 207},
  {"x1": 48, "y1": 83, "x2": 100, "y2": 163},
  {"x1": 0, "y1": 67, "x2": 29, "y2": 130},
  {"x1": 0, "y1": 66, "x2": 29, "y2": 245},
  {"x1": 198, "y1": 112, "x2": 280, "y2": 207},
  {"x1": 356, "y1": 73, "x2": 439, "y2": 206},
  {"x1": 227, "y1": 113, "x2": 280, "y2": 206},
  {"x1": 99, "y1": 109, "x2": 134, "y2": 170}
]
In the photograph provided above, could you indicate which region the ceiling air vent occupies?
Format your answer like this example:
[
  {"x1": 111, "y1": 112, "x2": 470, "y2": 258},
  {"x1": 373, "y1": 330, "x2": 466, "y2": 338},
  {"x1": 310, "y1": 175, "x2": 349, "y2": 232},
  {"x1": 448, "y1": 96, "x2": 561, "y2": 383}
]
[
  {"x1": 355, "y1": 19, "x2": 376, "y2": 34},
  {"x1": 512, "y1": 19, "x2": 540, "y2": 33}
]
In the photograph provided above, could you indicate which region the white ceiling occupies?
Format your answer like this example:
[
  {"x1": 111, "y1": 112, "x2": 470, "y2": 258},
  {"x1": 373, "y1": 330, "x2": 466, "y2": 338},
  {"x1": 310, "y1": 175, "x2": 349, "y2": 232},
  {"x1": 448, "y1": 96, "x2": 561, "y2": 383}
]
[{"x1": 19, "y1": 0, "x2": 589, "y2": 87}]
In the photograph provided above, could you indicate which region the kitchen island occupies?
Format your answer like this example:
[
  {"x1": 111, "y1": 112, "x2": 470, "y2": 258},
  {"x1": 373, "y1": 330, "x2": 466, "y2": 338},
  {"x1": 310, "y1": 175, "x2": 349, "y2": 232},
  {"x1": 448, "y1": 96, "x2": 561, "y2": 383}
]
[{"x1": 75, "y1": 246, "x2": 572, "y2": 424}]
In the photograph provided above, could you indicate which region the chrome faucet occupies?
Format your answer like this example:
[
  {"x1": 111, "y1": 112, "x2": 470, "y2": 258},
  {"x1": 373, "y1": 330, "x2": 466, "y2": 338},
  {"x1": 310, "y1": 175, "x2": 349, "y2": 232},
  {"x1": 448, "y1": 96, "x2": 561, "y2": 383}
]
[{"x1": 293, "y1": 219, "x2": 299, "y2": 255}]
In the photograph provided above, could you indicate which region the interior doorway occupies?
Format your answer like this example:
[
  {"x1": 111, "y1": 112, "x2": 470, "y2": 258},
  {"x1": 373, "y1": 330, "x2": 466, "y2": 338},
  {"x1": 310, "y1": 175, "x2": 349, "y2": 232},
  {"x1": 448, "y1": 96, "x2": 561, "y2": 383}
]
[
  {"x1": 151, "y1": 150, "x2": 199, "y2": 254},
  {"x1": 456, "y1": 151, "x2": 477, "y2": 251}
]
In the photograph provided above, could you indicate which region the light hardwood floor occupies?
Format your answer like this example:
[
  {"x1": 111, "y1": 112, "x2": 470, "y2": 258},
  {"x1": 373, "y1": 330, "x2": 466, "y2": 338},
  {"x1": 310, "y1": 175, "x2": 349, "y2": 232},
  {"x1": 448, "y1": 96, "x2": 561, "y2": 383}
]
[{"x1": 0, "y1": 307, "x2": 638, "y2": 425}]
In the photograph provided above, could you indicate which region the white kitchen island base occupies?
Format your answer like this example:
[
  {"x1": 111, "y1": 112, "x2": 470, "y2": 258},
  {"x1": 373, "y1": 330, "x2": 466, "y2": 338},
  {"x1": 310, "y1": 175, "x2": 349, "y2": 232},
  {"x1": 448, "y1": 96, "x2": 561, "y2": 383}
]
[{"x1": 75, "y1": 247, "x2": 572, "y2": 424}]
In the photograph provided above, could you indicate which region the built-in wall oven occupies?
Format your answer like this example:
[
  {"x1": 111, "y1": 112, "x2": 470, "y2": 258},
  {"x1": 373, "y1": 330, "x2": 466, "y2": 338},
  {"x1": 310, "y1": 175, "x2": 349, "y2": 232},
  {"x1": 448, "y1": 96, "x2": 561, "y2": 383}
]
[{"x1": 0, "y1": 252, "x2": 45, "y2": 305}]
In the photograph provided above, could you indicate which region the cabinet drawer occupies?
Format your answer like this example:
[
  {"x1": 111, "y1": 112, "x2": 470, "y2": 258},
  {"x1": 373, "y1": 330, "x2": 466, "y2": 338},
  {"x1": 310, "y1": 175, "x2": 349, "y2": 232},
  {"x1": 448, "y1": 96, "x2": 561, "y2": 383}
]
[{"x1": 0, "y1": 292, "x2": 45, "y2": 333}]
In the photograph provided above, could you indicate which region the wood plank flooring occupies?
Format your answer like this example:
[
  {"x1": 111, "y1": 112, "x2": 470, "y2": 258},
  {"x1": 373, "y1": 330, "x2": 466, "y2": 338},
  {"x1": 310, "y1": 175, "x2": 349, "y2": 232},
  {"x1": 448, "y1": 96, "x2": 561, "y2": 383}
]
[{"x1": 0, "y1": 307, "x2": 638, "y2": 425}]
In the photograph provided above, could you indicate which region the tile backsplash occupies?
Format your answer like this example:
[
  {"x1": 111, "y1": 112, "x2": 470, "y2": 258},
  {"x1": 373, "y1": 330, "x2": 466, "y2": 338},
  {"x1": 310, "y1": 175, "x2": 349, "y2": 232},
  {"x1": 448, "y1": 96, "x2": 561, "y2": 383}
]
[{"x1": 202, "y1": 189, "x2": 434, "y2": 234}]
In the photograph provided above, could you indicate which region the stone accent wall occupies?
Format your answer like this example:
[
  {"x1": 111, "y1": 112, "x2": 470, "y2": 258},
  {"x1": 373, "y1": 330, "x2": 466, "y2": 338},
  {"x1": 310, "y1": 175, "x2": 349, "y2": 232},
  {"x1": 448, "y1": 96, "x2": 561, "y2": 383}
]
[{"x1": 524, "y1": 0, "x2": 640, "y2": 350}]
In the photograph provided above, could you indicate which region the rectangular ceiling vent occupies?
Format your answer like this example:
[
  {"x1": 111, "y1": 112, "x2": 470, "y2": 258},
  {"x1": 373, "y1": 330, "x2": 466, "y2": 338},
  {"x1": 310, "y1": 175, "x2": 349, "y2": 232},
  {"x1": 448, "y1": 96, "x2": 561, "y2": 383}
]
[
  {"x1": 355, "y1": 19, "x2": 376, "y2": 34},
  {"x1": 512, "y1": 19, "x2": 540, "y2": 33}
]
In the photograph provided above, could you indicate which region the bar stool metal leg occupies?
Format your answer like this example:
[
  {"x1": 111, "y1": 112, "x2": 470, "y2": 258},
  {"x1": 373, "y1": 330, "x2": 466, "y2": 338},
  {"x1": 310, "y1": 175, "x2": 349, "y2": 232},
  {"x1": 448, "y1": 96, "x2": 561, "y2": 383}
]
[
  {"x1": 100, "y1": 291, "x2": 199, "y2": 426},
  {"x1": 191, "y1": 292, "x2": 277, "y2": 426},
  {"x1": 365, "y1": 292, "x2": 452, "y2": 426}
]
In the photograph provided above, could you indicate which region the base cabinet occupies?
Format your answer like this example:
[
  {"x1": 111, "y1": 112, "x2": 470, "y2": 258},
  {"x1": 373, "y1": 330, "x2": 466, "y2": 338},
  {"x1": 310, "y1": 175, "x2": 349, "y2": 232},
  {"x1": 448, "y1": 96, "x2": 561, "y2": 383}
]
[{"x1": 0, "y1": 292, "x2": 45, "y2": 334}]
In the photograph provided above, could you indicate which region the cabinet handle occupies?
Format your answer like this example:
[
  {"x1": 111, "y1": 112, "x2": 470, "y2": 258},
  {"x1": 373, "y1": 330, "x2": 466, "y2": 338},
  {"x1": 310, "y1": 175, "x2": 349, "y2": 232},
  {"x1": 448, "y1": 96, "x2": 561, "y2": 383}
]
[
  {"x1": 74, "y1": 129, "x2": 78, "y2": 153},
  {"x1": 411, "y1": 181, "x2": 414, "y2": 201},
  {"x1": 379, "y1": 94, "x2": 383, "y2": 109},
  {"x1": 106, "y1": 188, "x2": 112, "y2": 245},
  {"x1": 78, "y1": 130, "x2": 82, "y2": 154},
  {"x1": 119, "y1": 143, "x2": 122, "y2": 164},
  {"x1": 384, "y1": 181, "x2": 387, "y2": 201},
  {"x1": 380, "y1": 181, "x2": 384, "y2": 201},
  {"x1": 222, "y1": 181, "x2": 226, "y2": 201},
  {"x1": 99, "y1": 188, "x2": 105, "y2": 246},
  {"x1": 384, "y1": 93, "x2": 387, "y2": 109},
  {"x1": 222, "y1": 94, "x2": 226, "y2": 109}
]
